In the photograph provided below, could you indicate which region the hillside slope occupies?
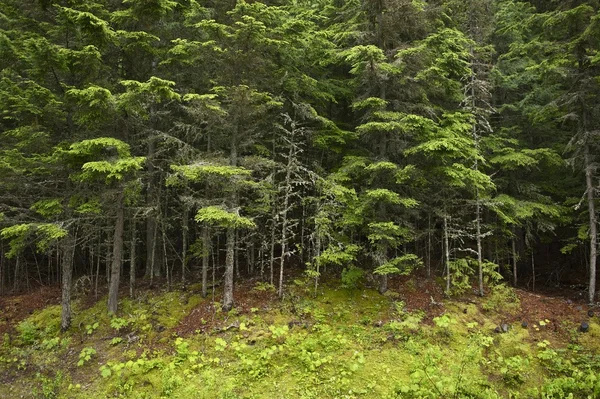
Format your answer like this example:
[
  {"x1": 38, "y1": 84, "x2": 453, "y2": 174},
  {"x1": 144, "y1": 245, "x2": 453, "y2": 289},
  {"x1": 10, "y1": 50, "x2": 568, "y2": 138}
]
[{"x1": 1, "y1": 279, "x2": 599, "y2": 398}]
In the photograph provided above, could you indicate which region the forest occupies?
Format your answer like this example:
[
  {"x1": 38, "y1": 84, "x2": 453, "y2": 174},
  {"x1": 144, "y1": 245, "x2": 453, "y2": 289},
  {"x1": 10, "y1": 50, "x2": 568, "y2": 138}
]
[{"x1": 1, "y1": 0, "x2": 600, "y2": 398}]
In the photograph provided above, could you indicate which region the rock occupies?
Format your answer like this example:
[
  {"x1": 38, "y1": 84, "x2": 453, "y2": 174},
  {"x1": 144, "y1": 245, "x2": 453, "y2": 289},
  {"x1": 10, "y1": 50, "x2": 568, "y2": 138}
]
[
  {"x1": 494, "y1": 324, "x2": 509, "y2": 333},
  {"x1": 288, "y1": 320, "x2": 302, "y2": 329},
  {"x1": 587, "y1": 310, "x2": 594, "y2": 317},
  {"x1": 580, "y1": 322, "x2": 590, "y2": 333},
  {"x1": 521, "y1": 321, "x2": 528, "y2": 329}
]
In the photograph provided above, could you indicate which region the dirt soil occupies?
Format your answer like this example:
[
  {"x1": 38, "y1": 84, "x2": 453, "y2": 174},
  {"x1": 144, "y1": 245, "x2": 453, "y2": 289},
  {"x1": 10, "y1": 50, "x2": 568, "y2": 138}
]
[
  {"x1": 0, "y1": 279, "x2": 596, "y2": 339},
  {"x1": 173, "y1": 279, "x2": 277, "y2": 337},
  {"x1": 509, "y1": 288, "x2": 594, "y2": 339},
  {"x1": 0, "y1": 286, "x2": 61, "y2": 336}
]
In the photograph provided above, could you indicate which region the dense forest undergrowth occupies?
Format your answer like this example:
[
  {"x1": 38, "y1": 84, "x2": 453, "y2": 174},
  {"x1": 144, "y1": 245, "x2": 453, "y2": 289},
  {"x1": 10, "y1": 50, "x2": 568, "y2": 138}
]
[{"x1": 1, "y1": 275, "x2": 600, "y2": 398}]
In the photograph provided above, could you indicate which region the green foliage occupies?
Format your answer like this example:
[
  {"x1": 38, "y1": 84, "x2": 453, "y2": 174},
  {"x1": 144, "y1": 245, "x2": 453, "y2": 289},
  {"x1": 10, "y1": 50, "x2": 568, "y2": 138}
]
[
  {"x1": 317, "y1": 244, "x2": 360, "y2": 267},
  {"x1": 15, "y1": 305, "x2": 61, "y2": 345},
  {"x1": 195, "y1": 206, "x2": 255, "y2": 229},
  {"x1": 1, "y1": 223, "x2": 67, "y2": 257},
  {"x1": 85, "y1": 322, "x2": 99, "y2": 335},
  {"x1": 341, "y1": 266, "x2": 365, "y2": 289},
  {"x1": 367, "y1": 222, "x2": 412, "y2": 248},
  {"x1": 33, "y1": 372, "x2": 63, "y2": 399},
  {"x1": 482, "y1": 284, "x2": 521, "y2": 314},
  {"x1": 77, "y1": 347, "x2": 96, "y2": 367},
  {"x1": 110, "y1": 317, "x2": 128, "y2": 331},
  {"x1": 169, "y1": 164, "x2": 252, "y2": 184},
  {"x1": 374, "y1": 254, "x2": 423, "y2": 276},
  {"x1": 252, "y1": 282, "x2": 275, "y2": 293},
  {"x1": 31, "y1": 199, "x2": 63, "y2": 219}
]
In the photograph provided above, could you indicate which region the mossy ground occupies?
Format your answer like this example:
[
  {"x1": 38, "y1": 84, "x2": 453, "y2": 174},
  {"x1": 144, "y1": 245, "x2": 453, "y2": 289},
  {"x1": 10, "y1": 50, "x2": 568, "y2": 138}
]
[{"x1": 1, "y1": 278, "x2": 599, "y2": 398}]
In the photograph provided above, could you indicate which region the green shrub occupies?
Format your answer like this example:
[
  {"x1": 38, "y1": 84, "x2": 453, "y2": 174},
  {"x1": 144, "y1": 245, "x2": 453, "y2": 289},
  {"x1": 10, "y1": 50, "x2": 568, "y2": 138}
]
[
  {"x1": 341, "y1": 265, "x2": 364, "y2": 289},
  {"x1": 17, "y1": 320, "x2": 39, "y2": 345}
]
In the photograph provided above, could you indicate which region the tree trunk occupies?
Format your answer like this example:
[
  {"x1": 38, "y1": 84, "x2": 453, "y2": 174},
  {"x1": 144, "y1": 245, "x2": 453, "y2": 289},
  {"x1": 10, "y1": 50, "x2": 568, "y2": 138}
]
[
  {"x1": 13, "y1": 256, "x2": 19, "y2": 292},
  {"x1": 235, "y1": 230, "x2": 241, "y2": 279},
  {"x1": 531, "y1": 251, "x2": 535, "y2": 292},
  {"x1": 61, "y1": 235, "x2": 75, "y2": 331},
  {"x1": 379, "y1": 274, "x2": 388, "y2": 295},
  {"x1": 270, "y1": 215, "x2": 276, "y2": 285},
  {"x1": 146, "y1": 139, "x2": 157, "y2": 279},
  {"x1": 427, "y1": 214, "x2": 432, "y2": 279},
  {"x1": 108, "y1": 196, "x2": 125, "y2": 314},
  {"x1": 444, "y1": 215, "x2": 451, "y2": 295},
  {"x1": 314, "y1": 233, "x2": 321, "y2": 297},
  {"x1": 512, "y1": 229, "x2": 518, "y2": 287},
  {"x1": 585, "y1": 143, "x2": 597, "y2": 304},
  {"x1": 182, "y1": 206, "x2": 189, "y2": 283},
  {"x1": 0, "y1": 244, "x2": 4, "y2": 296},
  {"x1": 162, "y1": 219, "x2": 170, "y2": 291},
  {"x1": 202, "y1": 227, "x2": 209, "y2": 298},
  {"x1": 94, "y1": 236, "x2": 100, "y2": 299},
  {"x1": 223, "y1": 227, "x2": 235, "y2": 311},
  {"x1": 476, "y1": 187, "x2": 484, "y2": 296},
  {"x1": 130, "y1": 219, "x2": 136, "y2": 298}
]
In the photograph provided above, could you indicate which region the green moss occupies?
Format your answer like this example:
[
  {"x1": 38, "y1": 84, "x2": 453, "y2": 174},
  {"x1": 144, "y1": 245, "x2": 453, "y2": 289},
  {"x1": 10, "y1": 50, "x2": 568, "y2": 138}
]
[{"x1": 2, "y1": 285, "x2": 600, "y2": 398}]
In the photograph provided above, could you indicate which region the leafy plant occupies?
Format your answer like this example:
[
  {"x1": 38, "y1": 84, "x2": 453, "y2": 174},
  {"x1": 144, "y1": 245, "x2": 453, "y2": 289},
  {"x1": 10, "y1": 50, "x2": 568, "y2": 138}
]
[
  {"x1": 33, "y1": 372, "x2": 63, "y2": 399},
  {"x1": 77, "y1": 347, "x2": 96, "y2": 367},
  {"x1": 85, "y1": 322, "x2": 100, "y2": 335},
  {"x1": 341, "y1": 265, "x2": 364, "y2": 289},
  {"x1": 110, "y1": 317, "x2": 129, "y2": 331}
]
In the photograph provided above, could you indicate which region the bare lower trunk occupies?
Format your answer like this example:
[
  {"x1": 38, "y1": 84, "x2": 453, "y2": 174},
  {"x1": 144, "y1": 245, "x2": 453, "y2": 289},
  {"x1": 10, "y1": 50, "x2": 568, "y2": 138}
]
[
  {"x1": 444, "y1": 215, "x2": 451, "y2": 295},
  {"x1": 130, "y1": 220, "x2": 136, "y2": 298},
  {"x1": 427, "y1": 214, "x2": 431, "y2": 279},
  {"x1": 531, "y1": 251, "x2": 535, "y2": 292},
  {"x1": 94, "y1": 237, "x2": 100, "y2": 298},
  {"x1": 512, "y1": 230, "x2": 518, "y2": 287},
  {"x1": 182, "y1": 206, "x2": 189, "y2": 283},
  {"x1": 202, "y1": 227, "x2": 209, "y2": 298},
  {"x1": 61, "y1": 235, "x2": 75, "y2": 331},
  {"x1": 0, "y1": 244, "x2": 4, "y2": 296},
  {"x1": 278, "y1": 233, "x2": 286, "y2": 299},
  {"x1": 162, "y1": 222, "x2": 170, "y2": 291},
  {"x1": 314, "y1": 233, "x2": 321, "y2": 297},
  {"x1": 585, "y1": 144, "x2": 597, "y2": 304},
  {"x1": 149, "y1": 220, "x2": 158, "y2": 286},
  {"x1": 235, "y1": 231, "x2": 240, "y2": 279},
  {"x1": 269, "y1": 214, "x2": 276, "y2": 285},
  {"x1": 223, "y1": 227, "x2": 235, "y2": 311},
  {"x1": 278, "y1": 206, "x2": 289, "y2": 299},
  {"x1": 249, "y1": 243, "x2": 255, "y2": 275},
  {"x1": 145, "y1": 139, "x2": 157, "y2": 279},
  {"x1": 379, "y1": 274, "x2": 388, "y2": 295},
  {"x1": 13, "y1": 257, "x2": 19, "y2": 292},
  {"x1": 108, "y1": 197, "x2": 125, "y2": 314},
  {"x1": 476, "y1": 189, "x2": 484, "y2": 296}
]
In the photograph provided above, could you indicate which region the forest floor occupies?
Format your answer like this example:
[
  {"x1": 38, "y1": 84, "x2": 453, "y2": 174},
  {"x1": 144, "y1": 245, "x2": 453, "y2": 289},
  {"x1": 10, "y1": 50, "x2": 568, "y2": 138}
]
[{"x1": 1, "y1": 274, "x2": 599, "y2": 398}]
